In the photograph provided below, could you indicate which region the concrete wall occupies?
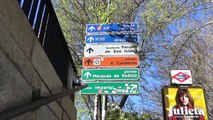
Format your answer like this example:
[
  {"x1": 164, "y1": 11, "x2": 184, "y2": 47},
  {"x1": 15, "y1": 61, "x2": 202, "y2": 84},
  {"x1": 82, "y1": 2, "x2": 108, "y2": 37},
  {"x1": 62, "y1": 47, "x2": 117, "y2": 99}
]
[{"x1": 0, "y1": 0, "x2": 77, "y2": 120}]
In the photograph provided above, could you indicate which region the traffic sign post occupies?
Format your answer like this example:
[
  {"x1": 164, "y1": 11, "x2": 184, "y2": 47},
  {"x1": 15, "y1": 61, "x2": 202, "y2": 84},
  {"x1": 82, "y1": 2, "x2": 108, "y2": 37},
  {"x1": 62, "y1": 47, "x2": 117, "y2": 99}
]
[
  {"x1": 81, "y1": 68, "x2": 139, "y2": 81},
  {"x1": 83, "y1": 56, "x2": 139, "y2": 68},
  {"x1": 84, "y1": 22, "x2": 140, "y2": 119},
  {"x1": 82, "y1": 22, "x2": 140, "y2": 97},
  {"x1": 84, "y1": 44, "x2": 139, "y2": 56},
  {"x1": 86, "y1": 23, "x2": 138, "y2": 33},
  {"x1": 85, "y1": 34, "x2": 138, "y2": 44},
  {"x1": 81, "y1": 82, "x2": 140, "y2": 95}
]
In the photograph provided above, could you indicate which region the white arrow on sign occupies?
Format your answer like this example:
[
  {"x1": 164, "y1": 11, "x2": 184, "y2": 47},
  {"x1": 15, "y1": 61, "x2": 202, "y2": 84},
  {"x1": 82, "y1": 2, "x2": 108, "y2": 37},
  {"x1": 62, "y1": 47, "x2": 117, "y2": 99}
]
[
  {"x1": 130, "y1": 84, "x2": 138, "y2": 93},
  {"x1": 87, "y1": 37, "x2": 94, "y2": 42},
  {"x1": 88, "y1": 26, "x2": 95, "y2": 31},
  {"x1": 84, "y1": 72, "x2": 91, "y2": 78},
  {"x1": 130, "y1": 84, "x2": 137, "y2": 88},
  {"x1": 84, "y1": 44, "x2": 138, "y2": 56}
]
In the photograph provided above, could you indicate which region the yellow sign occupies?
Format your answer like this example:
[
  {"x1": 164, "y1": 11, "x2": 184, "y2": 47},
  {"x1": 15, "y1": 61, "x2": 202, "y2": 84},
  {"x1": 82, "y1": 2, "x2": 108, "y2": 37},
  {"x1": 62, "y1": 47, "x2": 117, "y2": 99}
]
[{"x1": 163, "y1": 87, "x2": 208, "y2": 120}]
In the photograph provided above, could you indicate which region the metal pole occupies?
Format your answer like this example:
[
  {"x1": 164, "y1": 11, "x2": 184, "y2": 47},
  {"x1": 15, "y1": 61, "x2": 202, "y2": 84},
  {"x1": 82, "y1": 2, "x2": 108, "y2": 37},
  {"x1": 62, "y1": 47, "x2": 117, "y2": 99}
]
[
  {"x1": 102, "y1": 1, "x2": 111, "y2": 119},
  {"x1": 98, "y1": 95, "x2": 102, "y2": 120},
  {"x1": 94, "y1": 94, "x2": 99, "y2": 120},
  {"x1": 102, "y1": 95, "x2": 107, "y2": 120}
]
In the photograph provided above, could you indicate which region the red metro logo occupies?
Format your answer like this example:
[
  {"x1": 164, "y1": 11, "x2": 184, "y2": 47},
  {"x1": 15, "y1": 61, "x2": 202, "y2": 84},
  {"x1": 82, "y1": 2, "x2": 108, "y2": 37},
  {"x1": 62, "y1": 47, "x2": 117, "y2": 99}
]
[{"x1": 172, "y1": 72, "x2": 191, "y2": 82}]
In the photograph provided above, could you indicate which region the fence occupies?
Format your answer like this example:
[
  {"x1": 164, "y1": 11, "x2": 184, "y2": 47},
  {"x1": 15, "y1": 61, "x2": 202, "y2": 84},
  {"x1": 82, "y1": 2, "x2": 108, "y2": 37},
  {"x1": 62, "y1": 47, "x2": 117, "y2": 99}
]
[{"x1": 17, "y1": 0, "x2": 76, "y2": 87}]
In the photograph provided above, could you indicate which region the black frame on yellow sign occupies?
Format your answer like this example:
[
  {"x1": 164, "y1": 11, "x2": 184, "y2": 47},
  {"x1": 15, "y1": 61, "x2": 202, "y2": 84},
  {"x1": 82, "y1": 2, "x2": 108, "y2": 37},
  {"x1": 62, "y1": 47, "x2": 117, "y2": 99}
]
[{"x1": 162, "y1": 86, "x2": 209, "y2": 120}]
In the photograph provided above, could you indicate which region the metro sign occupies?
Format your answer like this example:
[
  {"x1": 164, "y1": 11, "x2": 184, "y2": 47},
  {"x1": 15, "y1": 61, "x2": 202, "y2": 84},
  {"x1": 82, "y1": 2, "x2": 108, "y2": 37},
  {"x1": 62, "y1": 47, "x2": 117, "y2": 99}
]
[
  {"x1": 172, "y1": 72, "x2": 190, "y2": 82},
  {"x1": 86, "y1": 23, "x2": 138, "y2": 33},
  {"x1": 171, "y1": 70, "x2": 192, "y2": 85},
  {"x1": 83, "y1": 56, "x2": 139, "y2": 68}
]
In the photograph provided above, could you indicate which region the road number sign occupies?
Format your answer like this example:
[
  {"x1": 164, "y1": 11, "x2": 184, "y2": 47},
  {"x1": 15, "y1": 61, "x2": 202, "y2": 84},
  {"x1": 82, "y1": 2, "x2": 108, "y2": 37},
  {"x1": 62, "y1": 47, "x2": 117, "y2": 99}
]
[
  {"x1": 86, "y1": 23, "x2": 138, "y2": 33},
  {"x1": 83, "y1": 56, "x2": 139, "y2": 68},
  {"x1": 85, "y1": 34, "x2": 138, "y2": 44},
  {"x1": 80, "y1": 82, "x2": 140, "y2": 95},
  {"x1": 84, "y1": 44, "x2": 139, "y2": 56},
  {"x1": 81, "y1": 68, "x2": 139, "y2": 81}
]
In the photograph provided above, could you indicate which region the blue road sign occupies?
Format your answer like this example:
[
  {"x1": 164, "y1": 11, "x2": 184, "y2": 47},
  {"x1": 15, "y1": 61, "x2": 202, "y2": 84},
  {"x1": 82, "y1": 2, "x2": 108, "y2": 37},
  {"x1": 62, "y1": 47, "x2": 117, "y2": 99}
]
[
  {"x1": 85, "y1": 34, "x2": 138, "y2": 44},
  {"x1": 86, "y1": 23, "x2": 138, "y2": 33}
]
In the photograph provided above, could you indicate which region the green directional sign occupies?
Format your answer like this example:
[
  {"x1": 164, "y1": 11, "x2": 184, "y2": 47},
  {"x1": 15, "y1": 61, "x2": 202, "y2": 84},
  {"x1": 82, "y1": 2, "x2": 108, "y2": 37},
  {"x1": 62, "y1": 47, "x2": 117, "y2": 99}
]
[
  {"x1": 81, "y1": 82, "x2": 140, "y2": 95},
  {"x1": 81, "y1": 68, "x2": 139, "y2": 81}
]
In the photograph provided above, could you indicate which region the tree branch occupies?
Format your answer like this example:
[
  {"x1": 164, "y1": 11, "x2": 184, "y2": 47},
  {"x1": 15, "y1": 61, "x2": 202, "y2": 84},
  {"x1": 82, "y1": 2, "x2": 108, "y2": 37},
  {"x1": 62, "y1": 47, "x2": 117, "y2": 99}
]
[{"x1": 172, "y1": 20, "x2": 213, "y2": 65}]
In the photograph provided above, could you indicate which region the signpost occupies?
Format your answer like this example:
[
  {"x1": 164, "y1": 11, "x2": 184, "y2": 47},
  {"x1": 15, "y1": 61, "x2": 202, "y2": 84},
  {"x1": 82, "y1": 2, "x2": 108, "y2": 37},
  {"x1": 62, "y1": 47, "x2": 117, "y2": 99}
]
[
  {"x1": 81, "y1": 82, "x2": 140, "y2": 95},
  {"x1": 81, "y1": 68, "x2": 139, "y2": 81},
  {"x1": 83, "y1": 56, "x2": 139, "y2": 68},
  {"x1": 85, "y1": 34, "x2": 138, "y2": 44},
  {"x1": 84, "y1": 44, "x2": 138, "y2": 56},
  {"x1": 86, "y1": 23, "x2": 138, "y2": 33},
  {"x1": 83, "y1": 22, "x2": 140, "y2": 119}
]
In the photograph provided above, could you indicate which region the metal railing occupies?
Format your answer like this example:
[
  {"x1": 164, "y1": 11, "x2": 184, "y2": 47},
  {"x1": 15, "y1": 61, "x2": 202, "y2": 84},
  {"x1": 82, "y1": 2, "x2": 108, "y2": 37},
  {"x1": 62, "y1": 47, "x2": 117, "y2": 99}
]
[
  {"x1": 17, "y1": 0, "x2": 76, "y2": 87},
  {"x1": 0, "y1": 85, "x2": 87, "y2": 120}
]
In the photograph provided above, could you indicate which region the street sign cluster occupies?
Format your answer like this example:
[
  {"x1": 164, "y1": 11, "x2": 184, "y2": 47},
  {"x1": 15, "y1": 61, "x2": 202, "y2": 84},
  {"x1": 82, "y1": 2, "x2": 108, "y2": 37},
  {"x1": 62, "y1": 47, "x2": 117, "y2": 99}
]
[{"x1": 81, "y1": 23, "x2": 140, "y2": 95}]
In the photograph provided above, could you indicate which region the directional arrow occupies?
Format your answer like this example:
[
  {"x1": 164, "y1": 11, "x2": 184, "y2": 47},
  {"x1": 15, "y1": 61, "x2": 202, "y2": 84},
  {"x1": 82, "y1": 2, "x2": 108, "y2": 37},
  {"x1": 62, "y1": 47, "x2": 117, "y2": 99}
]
[
  {"x1": 84, "y1": 72, "x2": 91, "y2": 78},
  {"x1": 130, "y1": 84, "x2": 137, "y2": 89},
  {"x1": 87, "y1": 37, "x2": 94, "y2": 42},
  {"x1": 86, "y1": 48, "x2": 94, "y2": 53},
  {"x1": 85, "y1": 59, "x2": 93, "y2": 65},
  {"x1": 88, "y1": 26, "x2": 95, "y2": 31}
]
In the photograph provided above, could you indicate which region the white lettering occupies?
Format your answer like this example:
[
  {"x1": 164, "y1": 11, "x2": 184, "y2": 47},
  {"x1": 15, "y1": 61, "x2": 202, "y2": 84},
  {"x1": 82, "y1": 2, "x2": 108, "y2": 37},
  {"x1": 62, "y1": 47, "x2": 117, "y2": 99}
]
[
  {"x1": 93, "y1": 74, "x2": 111, "y2": 79},
  {"x1": 169, "y1": 107, "x2": 205, "y2": 117},
  {"x1": 188, "y1": 109, "x2": 194, "y2": 115},
  {"x1": 198, "y1": 108, "x2": 205, "y2": 115},
  {"x1": 173, "y1": 108, "x2": 180, "y2": 115}
]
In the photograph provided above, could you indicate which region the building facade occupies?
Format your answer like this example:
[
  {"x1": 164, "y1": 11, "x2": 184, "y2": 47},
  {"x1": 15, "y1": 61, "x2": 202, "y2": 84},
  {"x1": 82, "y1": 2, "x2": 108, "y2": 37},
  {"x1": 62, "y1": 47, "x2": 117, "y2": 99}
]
[{"x1": 0, "y1": 0, "x2": 78, "y2": 120}]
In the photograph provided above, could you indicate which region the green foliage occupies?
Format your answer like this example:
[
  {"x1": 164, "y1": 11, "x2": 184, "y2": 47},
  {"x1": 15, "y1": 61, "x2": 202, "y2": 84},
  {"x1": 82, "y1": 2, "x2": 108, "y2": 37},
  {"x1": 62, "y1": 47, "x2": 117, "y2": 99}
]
[
  {"x1": 88, "y1": 2, "x2": 116, "y2": 23},
  {"x1": 107, "y1": 109, "x2": 161, "y2": 120},
  {"x1": 55, "y1": 0, "x2": 142, "y2": 75},
  {"x1": 74, "y1": 93, "x2": 93, "y2": 120},
  {"x1": 141, "y1": 0, "x2": 183, "y2": 38}
]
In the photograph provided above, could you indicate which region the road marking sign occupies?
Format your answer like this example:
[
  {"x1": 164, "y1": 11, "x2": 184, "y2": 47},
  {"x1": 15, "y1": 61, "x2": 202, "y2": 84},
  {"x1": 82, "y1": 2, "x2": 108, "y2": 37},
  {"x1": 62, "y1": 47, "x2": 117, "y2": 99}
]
[
  {"x1": 80, "y1": 82, "x2": 140, "y2": 95},
  {"x1": 171, "y1": 70, "x2": 192, "y2": 85},
  {"x1": 86, "y1": 23, "x2": 138, "y2": 33},
  {"x1": 81, "y1": 68, "x2": 139, "y2": 81},
  {"x1": 83, "y1": 56, "x2": 139, "y2": 68},
  {"x1": 85, "y1": 34, "x2": 138, "y2": 44},
  {"x1": 84, "y1": 44, "x2": 139, "y2": 56}
]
